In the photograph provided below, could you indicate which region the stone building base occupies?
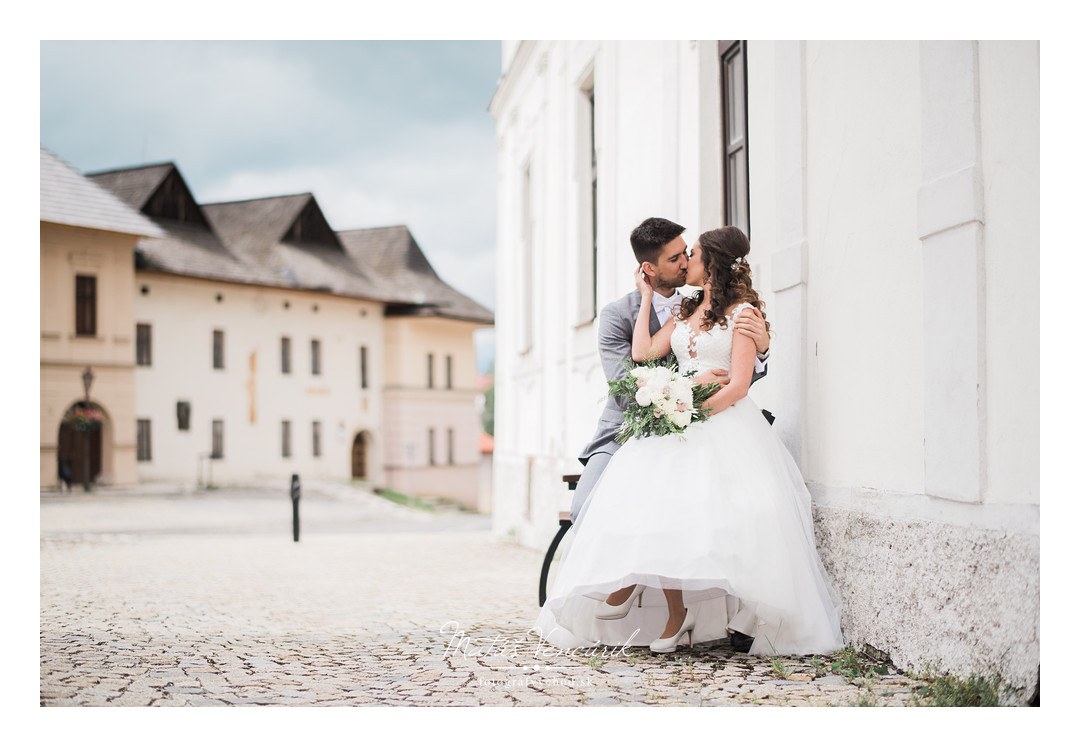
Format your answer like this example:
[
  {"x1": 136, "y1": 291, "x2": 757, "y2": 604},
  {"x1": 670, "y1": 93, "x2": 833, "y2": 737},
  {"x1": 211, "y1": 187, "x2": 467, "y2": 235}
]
[{"x1": 813, "y1": 503, "x2": 1039, "y2": 702}]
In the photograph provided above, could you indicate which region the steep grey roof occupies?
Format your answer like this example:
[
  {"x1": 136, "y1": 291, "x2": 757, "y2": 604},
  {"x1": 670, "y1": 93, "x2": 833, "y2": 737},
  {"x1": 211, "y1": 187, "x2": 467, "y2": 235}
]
[
  {"x1": 202, "y1": 195, "x2": 392, "y2": 301},
  {"x1": 339, "y1": 226, "x2": 494, "y2": 324},
  {"x1": 40, "y1": 148, "x2": 163, "y2": 238},
  {"x1": 57, "y1": 152, "x2": 491, "y2": 319},
  {"x1": 85, "y1": 162, "x2": 174, "y2": 210},
  {"x1": 133, "y1": 218, "x2": 284, "y2": 287}
]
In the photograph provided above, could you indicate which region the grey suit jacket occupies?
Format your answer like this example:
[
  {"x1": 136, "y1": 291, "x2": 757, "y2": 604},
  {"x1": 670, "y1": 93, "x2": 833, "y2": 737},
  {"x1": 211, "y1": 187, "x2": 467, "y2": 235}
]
[{"x1": 577, "y1": 290, "x2": 767, "y2": 464}]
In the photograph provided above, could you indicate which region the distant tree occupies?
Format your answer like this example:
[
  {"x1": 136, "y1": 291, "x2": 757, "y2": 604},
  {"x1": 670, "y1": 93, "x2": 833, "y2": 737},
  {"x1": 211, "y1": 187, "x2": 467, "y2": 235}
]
[{"x1": 482, "y1": 384, "x2": 495, "y2": 437}]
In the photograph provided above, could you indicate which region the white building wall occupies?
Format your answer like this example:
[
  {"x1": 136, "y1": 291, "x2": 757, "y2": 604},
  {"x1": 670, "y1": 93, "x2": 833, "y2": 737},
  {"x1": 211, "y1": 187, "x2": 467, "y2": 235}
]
[
  {"x1": 133, "y1": 273, "x2": 385, "y2": 486},
  {"x1": 492, "y1": 39, "x2": 1038, "y2": 696}
]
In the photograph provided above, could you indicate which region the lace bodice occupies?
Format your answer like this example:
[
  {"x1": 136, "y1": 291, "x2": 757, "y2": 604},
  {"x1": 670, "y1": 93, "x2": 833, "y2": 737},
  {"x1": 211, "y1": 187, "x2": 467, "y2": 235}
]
[{"x1": 670, "y1": 302, "x2": 755, "y2": 376}]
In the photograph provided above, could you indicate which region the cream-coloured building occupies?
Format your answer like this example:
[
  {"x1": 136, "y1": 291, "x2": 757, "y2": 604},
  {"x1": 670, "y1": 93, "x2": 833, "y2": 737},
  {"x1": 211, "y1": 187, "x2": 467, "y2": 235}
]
[
  {"x1": 40, "y1": 148, "x2": 164, "y2": 488},
  {"x1": 490, "y1": 41, "x2": 1038, "y2": 696},
  {"x1": 40, "y1": 150, "x2": 494, "y2": 505}
]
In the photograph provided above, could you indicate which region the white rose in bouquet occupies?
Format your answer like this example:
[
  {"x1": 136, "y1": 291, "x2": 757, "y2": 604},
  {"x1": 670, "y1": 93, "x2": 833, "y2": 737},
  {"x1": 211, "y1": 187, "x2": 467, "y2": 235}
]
[
  {"x1": 660, "y1": 395, "x2": 679, "y2": 416},
  {"x1": 670, "y1": 409, "x2": 693, "y2": 429},
  {"x1": 635, "y1": 387, "x2": 654, "y2": 407}
]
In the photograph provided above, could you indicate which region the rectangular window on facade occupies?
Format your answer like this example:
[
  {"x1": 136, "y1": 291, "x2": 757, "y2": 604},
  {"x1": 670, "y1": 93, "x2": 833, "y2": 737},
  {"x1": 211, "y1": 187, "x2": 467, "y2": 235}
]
[
  {"x1": 428, "y1": 427, "x2": 436, "y2": 466},
  {"x1": 312, "y1": 421, "x2": 321, "y2": 458},
  {"x1": 427, "y1": 353, "x2": 435, "y2": 389},
  {"x1": 75, "y1": 275, "x2": 97, "y2": 337},
  {"x1": 447, "y1": 427, "x2": 454, "y2": 465},
  {"x1": 577, "y1": 80, "x2": 598, "y2": 323},
  {"x1": 211, "y1": 419, "x2": 224, "y2": 459},
  {"x1": 311, "y1": 339, "x2": 321, "y2": 375},
  {"x1": 281, "y1": 336, "x2": 291, "y2": 374},
  {"x1": 360, "y1": 346, "x2": 369, "y2": 390},
  {"x1": 177, "y1": 401, "x2": 191, "y2": 431},
  {"x1": 445, "y1": 355, "x2": 453, "y2": 390},
  {"x1": 136, "y1": 419, "x2": 151, "y2": 462},
  {"x1": 213, "y1": 329, "x2": 225, "y2": 369},
  {"x1": 282, "y1": 420, "x2": 292, "y2": 458},
  {"x1": 136, "y1": 323, "x2": 152, "y2": 366},
  {"x1": 720, "y1": 40, "x2": 750, "y2": 236}
]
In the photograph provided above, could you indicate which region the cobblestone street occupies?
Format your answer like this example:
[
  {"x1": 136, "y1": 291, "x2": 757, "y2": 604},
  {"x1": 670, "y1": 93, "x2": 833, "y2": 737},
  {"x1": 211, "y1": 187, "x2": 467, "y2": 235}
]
[{"x1": 41, "y1": 484, "x2": 931, "y2": 707}]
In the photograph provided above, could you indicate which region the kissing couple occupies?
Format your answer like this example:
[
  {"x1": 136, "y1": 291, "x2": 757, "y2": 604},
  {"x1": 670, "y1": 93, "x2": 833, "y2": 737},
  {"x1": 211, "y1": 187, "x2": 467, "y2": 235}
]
[{"x1": 533, "y1": 217, "x2": 844, "y2": 656}]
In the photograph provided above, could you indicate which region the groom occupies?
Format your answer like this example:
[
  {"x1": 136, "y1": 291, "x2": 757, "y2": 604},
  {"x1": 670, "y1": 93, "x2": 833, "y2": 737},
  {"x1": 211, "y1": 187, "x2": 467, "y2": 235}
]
[{"x1": 569, "y1": 216, "x2": 771, "y2": 651}]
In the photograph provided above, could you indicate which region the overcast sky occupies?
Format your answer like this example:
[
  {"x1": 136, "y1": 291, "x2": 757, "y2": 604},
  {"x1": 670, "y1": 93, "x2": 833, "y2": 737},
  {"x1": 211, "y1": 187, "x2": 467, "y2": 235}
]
[{"x1": 40, "y1": 40, "x2": 500, "y2": 371}]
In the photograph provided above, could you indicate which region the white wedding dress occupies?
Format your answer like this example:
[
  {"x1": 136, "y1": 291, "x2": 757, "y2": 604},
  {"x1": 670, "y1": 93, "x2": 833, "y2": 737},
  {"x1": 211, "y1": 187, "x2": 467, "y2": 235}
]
[{"x1": 532, "y1": 303, "x2": 844, "y2": 656}]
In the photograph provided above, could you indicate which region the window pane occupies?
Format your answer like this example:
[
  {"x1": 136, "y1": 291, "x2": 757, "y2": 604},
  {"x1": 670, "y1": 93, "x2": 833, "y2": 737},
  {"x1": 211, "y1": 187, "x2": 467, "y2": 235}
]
[
  {"x1": 312, "y1": 421, "x2": 321, "y2": 457},
  {"x1": 213, "y1": 330, "x2": 224, "y2": 369},
  {"x1": 734, "y1": 147, "x2": 749, "y2": 233},
  {"x1": 360, "y1": 346, "x2": 368, "y2": 389},
  {"x1": 281, "y1": 337, "x2": 291, "y2": 374},
  {"x1": 75, "y1": 275, "x2": 97, "y2": 336},
  {"x1": 137, "y1": 419, "x2": 151, "y2": 462},
  {"x1": 282, "y1": 420, "x2": 291, "y2": 458},
  {"x1": 445, "y1": 355, "x2": 453, "y2": 389},
  {"x1": 311, "y1": 339, "x2": 321, "y2": 375},
  {"x1": 427, "y1": 354, "x2": 434, "y2": 388},
  {"x1": 136, "y1": 323, "x2": 152, "y2": 366},
  {"x1": 177, "y1": 401, "x2": 191, "y2": 431},
  {"x1": 732, "y1": 49, "x2": 745, "y2": 143},
  {"x1": 428, "y1": 428, "x2": 436, "y2": 465},
  {"x1": 211, "y1": 420, "x2": 223, "y2": 459},
  {"x1": 447, "y1": 427, "x2": 454, "y2": 465}
]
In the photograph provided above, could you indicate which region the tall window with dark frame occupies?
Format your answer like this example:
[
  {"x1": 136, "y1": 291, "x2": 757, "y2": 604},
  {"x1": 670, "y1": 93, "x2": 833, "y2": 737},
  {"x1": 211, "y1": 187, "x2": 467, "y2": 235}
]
[
  {"x1": 360, "y1": 346, "x2": 369, "y2": 389},
  {"x1": 281, "y1": 420, "x2": 292, "y2": 458},
  {"x1": 445, "y1": 355, "x2": 453, "y2": 390},
  {"x1": 428, "y1": 427, "x2": 436, "y2": 466},
  {"x1": 311, "y1": 339, "x2": 321, "y2": 376},
  {"x1": 75, "y1": 275, "x2": 97, "y2": 337},
  {"x1": 212, "y1": 329, "x2": 225, "y2": 369},
  {"x1": 427, "y1": 353, "x2": 435, "y2": 389},
  {"x1": 211, "y1": 419, "x2": 224, "y2": 459},
  {"x1": 136, "y1": 323, "x2": 152, "y2": 366},
  {"x1": 447, "y1": 427, "x2": 454, "y2": 465},
  {"x1": 136, "y1": 419, "x2": 152, "y2": 462},
  {"x1": 281, "y1": 336, "x2": 292, "y2": 374},
  {"x1": 176, "y1": 401, "x2": 191, "y2": 431},
  {"x1": 719, "y1": 41, "x2": 750, "y2": 236},
  {"x1": 312, "y1": 421, "x2": 321, "y2": 458}
]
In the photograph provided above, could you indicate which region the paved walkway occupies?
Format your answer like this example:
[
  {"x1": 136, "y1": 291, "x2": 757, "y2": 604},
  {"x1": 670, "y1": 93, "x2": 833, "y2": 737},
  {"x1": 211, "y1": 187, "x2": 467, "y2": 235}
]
[{"x1": 41, "y1": 484, "x2": 927, "y2": 706}]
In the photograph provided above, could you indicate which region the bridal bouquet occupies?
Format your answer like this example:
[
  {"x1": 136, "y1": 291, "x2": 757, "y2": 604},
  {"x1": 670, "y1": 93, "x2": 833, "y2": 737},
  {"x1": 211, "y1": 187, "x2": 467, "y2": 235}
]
[{"x1": 609, "y1": 359, "x2": 721, "y2": 443}]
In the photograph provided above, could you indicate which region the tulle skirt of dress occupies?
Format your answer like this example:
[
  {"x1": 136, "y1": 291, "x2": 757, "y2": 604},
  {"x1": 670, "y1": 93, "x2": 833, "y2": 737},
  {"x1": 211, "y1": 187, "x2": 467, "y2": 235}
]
[{"x1": 532, "y1": 396, "x2": 844, "y2": 656}]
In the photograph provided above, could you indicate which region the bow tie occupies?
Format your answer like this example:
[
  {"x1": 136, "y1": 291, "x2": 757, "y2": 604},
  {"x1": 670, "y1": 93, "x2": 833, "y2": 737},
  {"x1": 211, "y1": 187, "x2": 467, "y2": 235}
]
[{"x1": 655, "y1": 294, "x2": 681, "y2": 308}]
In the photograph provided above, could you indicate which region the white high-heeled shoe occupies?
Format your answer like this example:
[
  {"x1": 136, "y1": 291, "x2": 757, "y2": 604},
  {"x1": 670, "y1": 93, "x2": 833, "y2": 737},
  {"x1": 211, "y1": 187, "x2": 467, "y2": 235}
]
[
  {"x1": 649, "y1": 607, "x2": 696, "y2": 653},
  {"x1": 594, "y1": 584, "x2": 646, "y2": 620}
]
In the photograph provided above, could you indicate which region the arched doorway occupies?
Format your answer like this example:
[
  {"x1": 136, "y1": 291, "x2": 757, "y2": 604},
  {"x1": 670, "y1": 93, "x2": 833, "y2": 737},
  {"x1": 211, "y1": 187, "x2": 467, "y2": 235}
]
[
  {"x1": 351, "y1": 432, "x2": 368, "y2": 480},
  {"x1": 57, "y1": 402, "x2": 104, "y2": 489}
]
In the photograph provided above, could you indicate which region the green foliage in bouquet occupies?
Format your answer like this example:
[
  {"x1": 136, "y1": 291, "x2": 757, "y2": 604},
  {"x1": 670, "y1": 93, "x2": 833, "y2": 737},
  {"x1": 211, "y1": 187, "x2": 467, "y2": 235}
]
[{"x1": 608, "y1": 358, "x2": 721, "y2": 444}]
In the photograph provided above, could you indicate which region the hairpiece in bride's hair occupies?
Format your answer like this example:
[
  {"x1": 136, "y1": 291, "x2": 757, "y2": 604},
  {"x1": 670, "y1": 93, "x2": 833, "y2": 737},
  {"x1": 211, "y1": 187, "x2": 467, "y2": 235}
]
[{"x1": 730, "y1": 256, "x2": 748, "y2": 272}]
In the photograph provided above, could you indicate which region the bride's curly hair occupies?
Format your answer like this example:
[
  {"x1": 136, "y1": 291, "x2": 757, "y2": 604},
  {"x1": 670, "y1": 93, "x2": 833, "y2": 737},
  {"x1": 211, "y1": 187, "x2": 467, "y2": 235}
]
[{"x1": 678, "y1": 226, "x2": 771, "y2": 334}]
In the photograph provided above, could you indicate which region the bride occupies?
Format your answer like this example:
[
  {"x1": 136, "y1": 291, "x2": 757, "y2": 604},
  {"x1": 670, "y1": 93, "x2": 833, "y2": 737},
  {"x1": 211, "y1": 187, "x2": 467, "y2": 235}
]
[{"x1": 532, "y1": 226, "x2": 844, "y2": 656}]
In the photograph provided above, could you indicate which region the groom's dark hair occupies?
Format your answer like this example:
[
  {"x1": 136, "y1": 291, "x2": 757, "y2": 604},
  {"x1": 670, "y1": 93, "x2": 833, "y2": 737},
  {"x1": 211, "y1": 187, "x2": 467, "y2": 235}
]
[{"x1": 630, "y1": 217, "x2": 686, "y2": 265}]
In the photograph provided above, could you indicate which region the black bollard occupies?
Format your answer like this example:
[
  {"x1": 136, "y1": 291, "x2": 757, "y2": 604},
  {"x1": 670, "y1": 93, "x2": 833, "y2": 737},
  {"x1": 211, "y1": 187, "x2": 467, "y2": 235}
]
[{"x1": 290, "y1": 474, "x2": 300, "y2": 542}]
